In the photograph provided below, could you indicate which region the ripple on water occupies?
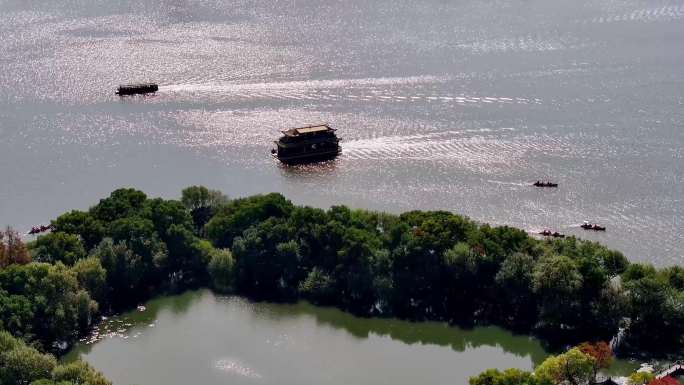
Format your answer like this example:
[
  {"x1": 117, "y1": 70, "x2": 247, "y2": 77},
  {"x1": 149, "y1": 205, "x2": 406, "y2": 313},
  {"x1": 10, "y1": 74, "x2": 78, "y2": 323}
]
[
  {"x1": 215, "y1": 358, "x2": 262, "y2": 379},
  {"x1": 1, "y1": 0, "x2": 682, "y2": 268},
  {"x1": 585, "y1": 4, "x2": 684, "y2": 24}
]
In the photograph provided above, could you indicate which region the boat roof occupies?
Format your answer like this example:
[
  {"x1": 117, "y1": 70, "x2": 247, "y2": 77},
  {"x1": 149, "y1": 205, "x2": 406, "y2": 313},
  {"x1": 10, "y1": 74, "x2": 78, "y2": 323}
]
[
  {"x1": 282, "y1": 124, "x2": 335, "y2": 136},
  {"x1": 118, "y1": 83, "x2": 158, "y2": 88}
]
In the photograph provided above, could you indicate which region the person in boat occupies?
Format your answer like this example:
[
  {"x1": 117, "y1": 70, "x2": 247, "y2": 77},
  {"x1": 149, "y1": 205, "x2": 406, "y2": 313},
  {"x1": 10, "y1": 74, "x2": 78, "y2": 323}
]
[{"x1": 581, "y1": 221, "x2": 606, "y2": 231}]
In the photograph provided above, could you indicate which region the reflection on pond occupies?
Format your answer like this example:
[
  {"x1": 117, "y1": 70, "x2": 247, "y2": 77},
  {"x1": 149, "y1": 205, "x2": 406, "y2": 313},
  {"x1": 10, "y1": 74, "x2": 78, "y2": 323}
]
[
  {"x1": 65, "y1": 290, "x2": 637, "y2": 385},
  {"x1": 255, "y1": 297, "x2": 551, "y2": 366}
]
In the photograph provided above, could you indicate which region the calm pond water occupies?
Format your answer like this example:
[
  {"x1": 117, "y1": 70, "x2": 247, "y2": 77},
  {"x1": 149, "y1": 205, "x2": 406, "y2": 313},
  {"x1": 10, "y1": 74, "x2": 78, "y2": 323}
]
[
  {"x1": 0, "y1": 1, "x2": 682, "y2": 266},
  {"x1": 64, "y1": 290, "x2": 638, "y2": 385}
]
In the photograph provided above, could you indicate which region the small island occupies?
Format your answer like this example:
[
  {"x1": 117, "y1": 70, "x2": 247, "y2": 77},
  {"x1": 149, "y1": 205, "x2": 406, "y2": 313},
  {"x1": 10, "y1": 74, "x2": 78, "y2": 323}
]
[{"x1": 0, "y1": 186, "x2": 682, "y2": 385}]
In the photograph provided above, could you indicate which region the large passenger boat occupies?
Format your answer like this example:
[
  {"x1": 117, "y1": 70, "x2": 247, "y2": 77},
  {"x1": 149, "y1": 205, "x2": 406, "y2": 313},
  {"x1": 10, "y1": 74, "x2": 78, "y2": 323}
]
[
  {"x1": 272, "y1": 124, "x2": 342, "y2": 164},
  {"x1": 116, "y1": 83, "x2": 158, "y2": 95}
]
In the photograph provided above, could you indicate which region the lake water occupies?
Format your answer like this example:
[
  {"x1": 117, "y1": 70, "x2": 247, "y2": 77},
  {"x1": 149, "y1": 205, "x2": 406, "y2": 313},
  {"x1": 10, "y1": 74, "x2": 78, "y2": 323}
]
[
  {"x1": 64, "y1": 290, "x2": 638, "y2": 385},
  {"x1": 0, "y1": 0, "x2": 682, "y2": 265}
]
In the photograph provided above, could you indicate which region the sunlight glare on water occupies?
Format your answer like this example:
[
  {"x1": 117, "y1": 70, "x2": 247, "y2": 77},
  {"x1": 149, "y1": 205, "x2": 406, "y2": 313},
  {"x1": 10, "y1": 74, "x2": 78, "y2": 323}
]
[{"x1": 0, "y1": 0, "x2": 683, "y2": 265}]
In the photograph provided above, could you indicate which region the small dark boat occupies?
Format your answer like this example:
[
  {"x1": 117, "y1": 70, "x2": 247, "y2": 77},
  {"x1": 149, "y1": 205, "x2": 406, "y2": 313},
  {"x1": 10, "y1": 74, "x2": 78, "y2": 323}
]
[
  {"x1": 116, "y1": 83, "x2": 159, "y2": 96},
  {"x1": 28, "y1": 224, "x2": 53, "y2": 235},
  {"x1": 580, "y1": 222, "x2": 606, "y2": 231},
  {"x1": 539, "y1": 229, "x2": 565, "y2": 238},
  {"x1": 533, "y1": 181, "x2": 558, "y2": 188},
  {"x1": 272, "y1": 124, "x2": 341, "y2": 164}
]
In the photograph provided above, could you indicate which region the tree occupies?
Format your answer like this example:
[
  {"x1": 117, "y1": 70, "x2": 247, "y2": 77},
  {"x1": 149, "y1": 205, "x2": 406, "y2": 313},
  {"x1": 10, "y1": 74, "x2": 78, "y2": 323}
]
[
  {"x1": 71, "y1": 257, "x2": 108, "y2": 304},
  {"x1": 181, "y1": 186, "x2": 229, "y2": 233},
  {"x1": 622, "y1": 264, "x2": 657, "y2": 282},
  {"x1": 575, "y1": 254, "x2": 608, "y2": 298},
  {"x1": 51, "y1": 210, "x2": 105, "y2": 250},
  {"x1": 577, "y1": 341, "x2": 613, "y2": 380},
  {"x1": 628, "y1": 372, "x2": 655, "y2": 385},
  {"x1": 181, "y1": 185, "x2": 230, "y2": 211},
  {"x1": 661, "y1": 266, "x2": 684, "y2": 291},
  {"x1": 397, "y1": 211, "x2": 474, "y2": 245},
  {"x1": 105, "y1": 217, "x2": 168, "y2": 290},
  {"x1": 601, "y1": 250, "x2": 629, "y2": 276},
  {"x1": 624, "y1": 276, "x2": 684, "y2": 351},
  {"x1": 0, "y1": 263, "x2": 97, "y2": 348},
  {"x1": 369, "y1": 248, "x2": 394, "y2": 314},
  {"x1": 336, "y1": 227, "x2": 382, "y2": 314},
  {"x1": 298, "y1": 267, "x2": 337, "y2": 305},
  {"x1": 142, "y1": 198, "x2": 193, "y2": 239},
  {"x1": 231, "y1": 218, "x2": 298, "y2": 299},
  {"x1": 1, "y1": 345, "x2": 56, "y2": 384},
  {"x1": 108, "y1": 217, "x2": 156, "y2": 245},
  {"x1": 0, "y1": 290, "x2": 34, "y2": 340},
  {"x1": 164, "y1": 224, "x2": 211, "y2": 286},
  {"x1": 89, "y1": 188, "x2": 147, "y2": 223},
  {"x1": 0, "y1": 331, "x2": 57, "y2": 385},
  {"x1": 534, "y1": 347, "x2": 596, "y2": 385},
  {"x1": 205, "y1": 193, "x2": 294, "y2": 248},
  {"x1": 470, "y1": 368, "x2": 546, "y2": 385},
  {"x1": 0, "y1": 227, "x2": 31, "y2": 268},
  {"x1": 0, "y1": 332, "x2": 110, "y2": 385},
  {"x1": 584, "y1": 285, "x2": 628, "y2": 341},
  {"x1": 472, "y1": 224, "x2": 535, "y2": 267},
  {"x1": 442, "y1": 241, "x2": 485, "y2": 320},
  {"x1": 31, "y1": 232, "x2": 86, "y2": 265},
  {"x1": 91, "y1": 239, "x2": 149, "y2": 307},
  {"x1": 0, "y1": 329, "x2": 21, "y2": 350},
  {"x1": 390, "y1": 214, "x2": 467, "y2": 319},
  {"x1": 532, "y1": 255, "x2": 583, "y2": 335},
  {"x1": 181, "y1": 185, "x2": 211, "y2": 210},
  {"x1": 208, "y1": 248, "x2": 234, "y2": 293},
  {"x1": 51, "y1": 360, "x2": 111, "y2": 385},
  {"x1": 495, "y1": 252, "x2": 537, "y2": 328}
]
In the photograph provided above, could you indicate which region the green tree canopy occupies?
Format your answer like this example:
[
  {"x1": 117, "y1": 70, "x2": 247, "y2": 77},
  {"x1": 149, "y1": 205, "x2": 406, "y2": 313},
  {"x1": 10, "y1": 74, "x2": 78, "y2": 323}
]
[
  {"x1": 90, "y1": 188, "x2": 147, "y2": 223},
  {"x1": 298, "y1": 267, "x2": 337, "y2": 305},
  {"x1": 71, "y1": 257, "x2": 107, "y2": 304},
  {"x1": 470, "y1": 368, "x2": 547, "y2": 385},
  {"x1": 532, "y1": 255, "x2": 583, "y2": 333},
  {"x1": 627, "y1": 372, "x2": 655, "y2": 385},
  {"x1": 534, "y1": 347, "x2": 595, "y2": 385},
  {"x1": 31, "y1": 232, "x2": 86, "y2": 265},
  {"x1": 495, "y1": 252, "x2": 537, "y2": 328},
  {"x1": 51, "y1": 360, "x2": 111, "y2": 385},
  {"x1": 0, "y1": 330, "x2": 57, "y2": 385},
  {"x1": 208, "y1": 248, "x2": 234, "y2": 293},
  {"x1": 51, "y1": 210, "x2": 105, "y2": 249},
  {"x1": 205, "y1": 193, "x2": 294, "y2": 248}
]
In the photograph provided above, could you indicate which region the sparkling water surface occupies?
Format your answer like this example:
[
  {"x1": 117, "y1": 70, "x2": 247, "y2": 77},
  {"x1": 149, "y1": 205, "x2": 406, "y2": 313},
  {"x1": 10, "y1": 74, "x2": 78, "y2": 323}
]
[{"x1": 1, "y1": 0, "x2": 683, "y2": 265}]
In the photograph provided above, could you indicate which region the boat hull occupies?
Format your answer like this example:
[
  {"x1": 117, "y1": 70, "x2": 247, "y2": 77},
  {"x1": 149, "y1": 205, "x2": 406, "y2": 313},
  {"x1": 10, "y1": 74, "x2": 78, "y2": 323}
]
[
  {"x1": 116, "y1": 84, "x2": 159, "y2": 96},
  {"x1": 274, "y1": 149, "x2": 341, "y2": 165}
]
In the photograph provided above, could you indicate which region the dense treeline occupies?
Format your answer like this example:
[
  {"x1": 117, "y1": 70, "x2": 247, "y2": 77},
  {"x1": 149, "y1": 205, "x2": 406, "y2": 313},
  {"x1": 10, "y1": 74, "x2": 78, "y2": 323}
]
[
  {"x1": 469, "y1": 341, "x2": 677, "y2": 385},
  {"x1": 1, "y1": 186, "x2": 683, "y2": 384}
]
